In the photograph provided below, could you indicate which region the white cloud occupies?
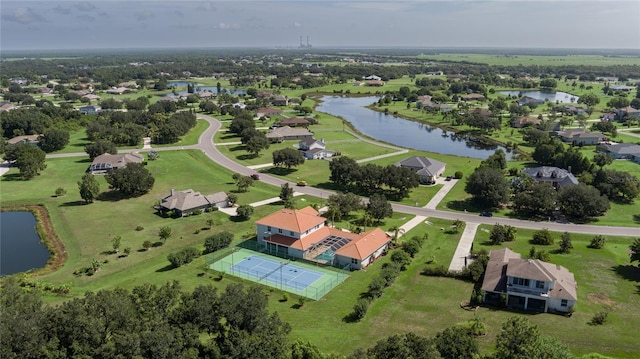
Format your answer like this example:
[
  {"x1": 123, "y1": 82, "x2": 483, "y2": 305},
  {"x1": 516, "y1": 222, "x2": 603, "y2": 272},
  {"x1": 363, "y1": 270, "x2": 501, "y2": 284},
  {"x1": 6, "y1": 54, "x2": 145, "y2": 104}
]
[
  {"x1": 215, "y1": 22, "x2": 240, "y2": 30},
  {"x1": 2, "y1": 7, "x2": 46, "y2": 24}
]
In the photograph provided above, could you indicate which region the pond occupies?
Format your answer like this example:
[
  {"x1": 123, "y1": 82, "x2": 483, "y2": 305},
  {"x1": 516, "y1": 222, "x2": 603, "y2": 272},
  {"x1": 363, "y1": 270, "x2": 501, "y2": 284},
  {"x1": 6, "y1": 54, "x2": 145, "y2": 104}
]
[
  {"x1": 315, "y1": 96, "x2": 511, "y2": 159},
  {"x1": 0, "y1": 211, "x2": 50, "y2": 276},
  {"x1": 497, "y1": 90, "x2": 579, "y2": 103}
]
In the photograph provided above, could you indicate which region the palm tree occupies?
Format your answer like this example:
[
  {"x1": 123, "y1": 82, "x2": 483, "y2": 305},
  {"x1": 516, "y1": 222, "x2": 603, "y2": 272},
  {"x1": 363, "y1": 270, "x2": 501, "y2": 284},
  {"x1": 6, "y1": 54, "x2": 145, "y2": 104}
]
[{"x1": 388, "y1": 225, "x2": 405, "y2": 246}]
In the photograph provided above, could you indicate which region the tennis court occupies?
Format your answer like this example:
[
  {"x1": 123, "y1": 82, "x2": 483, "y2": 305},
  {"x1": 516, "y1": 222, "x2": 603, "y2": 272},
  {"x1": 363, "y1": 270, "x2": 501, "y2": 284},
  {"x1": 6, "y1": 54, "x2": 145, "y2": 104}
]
[{"x1": 208, "y1": 248, "x2": 349, "y2": 300}]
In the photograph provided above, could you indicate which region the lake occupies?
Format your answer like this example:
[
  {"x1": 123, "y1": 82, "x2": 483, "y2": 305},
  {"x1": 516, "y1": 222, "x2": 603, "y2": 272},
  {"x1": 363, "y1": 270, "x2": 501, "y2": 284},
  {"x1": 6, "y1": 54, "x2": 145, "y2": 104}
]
[
  {"x1": 497, "y1": 90, "x2": 579, "y2": 103},
  {"x1": 315, "y1": 96, "x2": 510, "y2": 159},
  {"x1": 0, "y1": 211, "x2": 51, "y2": 276}
]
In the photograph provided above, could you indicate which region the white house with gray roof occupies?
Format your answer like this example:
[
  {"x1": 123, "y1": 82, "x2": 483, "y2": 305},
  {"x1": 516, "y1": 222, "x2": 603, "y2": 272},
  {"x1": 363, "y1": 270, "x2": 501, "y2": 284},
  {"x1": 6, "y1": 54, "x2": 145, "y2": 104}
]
[
  {"x1": 160, "y1": 189, "x2": 228, "y2": 217},
  {"x1": 89, "y1": 153, "x2": 144, "y2": 174},
  {"x1": 597, "y1": 143, "x2": 640, "y2": 163},
  {"x1": 481, "y1": 248, "x2": 577, "y2": 313},
  {"x1": 521, "y1": 166, "x2": 578, "y2": 189},
  {"x1": 394, "y1": 156, "x2": 446, "y2": 184}
]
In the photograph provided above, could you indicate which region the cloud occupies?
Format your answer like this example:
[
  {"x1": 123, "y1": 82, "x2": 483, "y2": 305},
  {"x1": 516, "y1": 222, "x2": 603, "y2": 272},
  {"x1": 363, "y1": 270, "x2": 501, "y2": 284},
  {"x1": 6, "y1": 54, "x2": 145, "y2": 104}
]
[
  {"x1": 198, "y1": 1, "x2": 217, "y2": 12},
  {"x1": 2, "y1": 7, "x2": 46, "y2": 24},
  {"x1": 135, "y1": 11, "x2": 155, "y2": 21},
  {"x1": 52, "y1": 5, "x2": 72, "y2": 15},
  {"x1": 76, "y1": 2, "x2": 97, "y2": 12},
  {"x1": 292, "y1": 21, "x2": 302, "y2": 28},
  {"x1": 215, "y1": 22, "x2": 240, "y2": 30}
]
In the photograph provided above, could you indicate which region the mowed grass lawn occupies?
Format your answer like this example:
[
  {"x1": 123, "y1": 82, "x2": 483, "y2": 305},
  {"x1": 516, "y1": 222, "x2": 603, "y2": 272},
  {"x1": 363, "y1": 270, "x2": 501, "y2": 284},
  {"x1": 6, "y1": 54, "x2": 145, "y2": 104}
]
[
  {"x1": 1, "y1": 150, "x2": 280, "y2": 297},
  {"x1": 471, "y1": 225, "x2": 640, "y2": 358}
]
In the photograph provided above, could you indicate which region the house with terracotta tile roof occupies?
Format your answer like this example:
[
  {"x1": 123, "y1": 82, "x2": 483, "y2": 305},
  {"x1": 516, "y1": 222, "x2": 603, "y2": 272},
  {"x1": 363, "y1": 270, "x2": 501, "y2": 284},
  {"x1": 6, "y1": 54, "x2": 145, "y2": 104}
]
[
  {"x1": 255, "y1": 207, "x2": 391, "y2": 269},
  {"x1": 481, "y1": 248, "x2": 577, "y2": 313}
]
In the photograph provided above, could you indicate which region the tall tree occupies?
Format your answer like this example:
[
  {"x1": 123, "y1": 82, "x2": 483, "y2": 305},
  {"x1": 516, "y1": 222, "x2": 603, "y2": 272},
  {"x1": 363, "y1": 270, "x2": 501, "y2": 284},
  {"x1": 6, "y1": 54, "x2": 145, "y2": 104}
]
[
  {"x1": 245, "y1": 133, "x2": 270, "y2": 157},
  {"x1": 434, "y1": 326, "x2": 479, "y2": 359},
  {"x1": 78, "y1": 173, "x2": 100, "y2": 203},
  {"x1": 329, "y1": 156, "x2": 359, "y2": 187},
  {"x1": 558, "y1": 184, "x2": 610, "y2": 220},
  {"x1": 279, "y1": 183, "x2": 295, "y2": 208},
  {"x1": 465, "y1": 167, "x2": 509, "y2": 208},
  {"x1": 366, "y1": 193, "x2": 393, "y2": 222},
  {"x1": 272, "y1": 148, "x2": 305, "y2": 169},
  {"x1": 105, "y1": 162, "x2": 155, "y2": 196},
  {"x1": 15, "y1": 145, "x2": 47, "y2": 179},
  {"x1": 38, "y1": 128, "x2": 70, "y2": 152},
  {"x1": 85, "y1": 140, "x2": 117, "y2": 160},
  {"x1": 327, "y1": 192, "x2": 363, "y2": 221}
]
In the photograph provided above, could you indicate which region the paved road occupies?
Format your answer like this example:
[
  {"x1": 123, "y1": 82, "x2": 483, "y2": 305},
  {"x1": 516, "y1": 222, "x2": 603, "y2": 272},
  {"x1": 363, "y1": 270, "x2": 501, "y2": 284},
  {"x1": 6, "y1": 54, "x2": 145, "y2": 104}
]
[{"x1": 46, "y1": 114, "x2": 639, "y2": 237}]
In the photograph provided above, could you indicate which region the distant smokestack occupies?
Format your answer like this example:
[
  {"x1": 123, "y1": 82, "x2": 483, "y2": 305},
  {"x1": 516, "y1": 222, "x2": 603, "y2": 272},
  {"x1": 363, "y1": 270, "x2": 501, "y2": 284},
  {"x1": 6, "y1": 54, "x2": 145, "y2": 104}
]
[
  {"x1": 300, "y1": 35, "x2": 303, "y2": 47},
  {"x1": 307, "y1": 36, "x2": 310, "y2": 47}
]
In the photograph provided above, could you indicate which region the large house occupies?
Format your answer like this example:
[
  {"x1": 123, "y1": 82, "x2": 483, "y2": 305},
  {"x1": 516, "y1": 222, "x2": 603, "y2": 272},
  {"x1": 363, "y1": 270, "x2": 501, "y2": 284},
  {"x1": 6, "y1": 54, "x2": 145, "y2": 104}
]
[
  {"x1": 79, "y1": 105, "x2": 101, "y2": 115},
  {"x1": 278, "y1": 117, "x2": 310, "y2": 128},
  {"x1": 89, "y1": 153, "x2": 144, "y2": 174},
  {"x1": 597, "y1": 143, "x2": 640, "y2": 163},
  {"x1": 298, "y1": 138, "x2": 335, "y2": 160},
  {"x1": 266, "y1": 126, "x2": 313, "y2": 142},
  {"x1": 394, "y1": 156, "x2": 446, "y2": 184},
  {"x1": 511, "y1": 116, "x2": 542, "y2": 128},
  {"x1": 255, "y1": 207, "x2": 391, "y2": 270},
  {"x1": 615, "y1": 106, "x2": 640, "y2": 121},
  {"x1": 256, "y1": 107, "x2": 283, "y2": 118},
  {"x1": 482, "y1": 248, "x2": 577, "y2": 313},
  {"x1": 159, "y1": 189, "x2": 228, "y2": 217},
  {"x1": 7, "y1": 134, "x2": 41, "y2": 146},
  {"x1": 521, "y1": 166, "x2": 578, "y2": 189},
  {"x1": 554, "y1": 129, "x2": 606, "y2": 145}
]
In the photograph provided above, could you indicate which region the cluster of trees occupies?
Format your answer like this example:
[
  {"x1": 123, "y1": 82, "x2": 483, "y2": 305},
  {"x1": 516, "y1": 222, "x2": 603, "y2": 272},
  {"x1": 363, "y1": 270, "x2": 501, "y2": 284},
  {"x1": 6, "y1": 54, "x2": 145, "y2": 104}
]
[
  {"x1": 86, "y1": 110, "x2": 196, "y2": 146},
  {"x1": 325, "y1": 192, "x2": 393, "y2": 226},
  {"x1": 105, "y1": 163, "x2": 155, "y2": 196},
  {"x1": 0, "y1": 280, "x2": 293, "y2": 359},
  {"x1": 330, "y1": 156, "x2": 420, "y2": 199},
  {"x1": 3, "y1": 143, "x2": 47, "y2": 179},
  {"x1": 1, "y1": 106, "x2": 82, "y2": 144},
  {"x1": 203, "y1": 231, "x2": 234, "y2": 254}
]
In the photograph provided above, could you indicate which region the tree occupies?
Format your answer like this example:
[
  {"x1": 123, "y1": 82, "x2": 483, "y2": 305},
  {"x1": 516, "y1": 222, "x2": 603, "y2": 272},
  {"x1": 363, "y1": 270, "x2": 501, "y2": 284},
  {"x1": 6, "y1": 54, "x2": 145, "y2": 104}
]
[
  {"x1": 390, "y1": 250, "x2": 412, "y2": 270},
  {"x1": 167, "y1": 247, "x2": 199, "y2": 268},
  {"x1": 38, "y1": 128, "x2": 69, "y2": 152},
  {"x1": 105, "y1": 162, "x2": 155, "y2": 196},
  {"x1": 158, "y1": 226, "x2": 172, "y2": 244},
  {"x1": 593, "y1": 153, "x2": 613, "y2": 168},
  {"x1": 229, "y1": 113, "x2": 255, "y2": 134},
  {"x1": 279, "y1": 183, "x2": 295, "y2": 208},
  {"x1": 15, "y1": 145, "x2": 47, "y2": 179},
  {"x1": 558, "y1": 184, "x2": 610, "y2": 220},
  {"x1": 111, "y1": 235, "x2": 121, "y2": 253},
  {"x1": 559, "y1": 232, "x2": 573, "y2": 254},
  {"x1": 531, "y1": 228, "x2": 554, "y2": 245},
  {"x1": 203, "y1": 231, "x2": 234, "y2": 254},
  {"x1": 589, "y1": 235, "x2": 606, "y2": 249},
  {"x1": 512, "y1": 182, "x2": 557, "y2": 217},
  {"x1": 593, "y1": 169, "x2": 640, "y2": 203},
  {"x1": 465, "y1": 167, "x2": 509, "y2": 208},
  {"x1": 366, "y1": 193, "x2": 393, "y2": 222},
  {"x1": 352, "y1": 298, "x2": 369, "y2": 321},
  {"x1": 522, "y1": 128, "x2": 549, "y2": 145},
  {"x1": 577, "y1": 92, "x2": 600, "y2": 108},
  {"x1": 272, "y1": 148, "x2": 305, "y2": 169},
  {"x1": 236, "y1": 204, "x2": 254, "y2": 220},
  {"x1": 480, "y1": 149, "x2": 507, "y2": 170},
  {"x1": 329, "y1": 156, "x2": 359, "y2": 187},
  {"x1": 629, "y1": 238, "x2": 640, "y2": 265},
  {"x1": 607, "y1": 96, "x2": 630, "y2": 109},
  {"x1": 236, "y1": 175, "x2": 254, "y2": 192},
  {"x1": 327, "y1": 192, "x2": 363, "y2": 221},
  {"x1": 495, "y1": 316, "x2": 541, "y2": 359},
  {"x1": 78, "y1": 173, "x2": 100, "y2": 203},
  {"x1": 434, "y1": 326, "x2": 479, "y2": 359},
  {"x1": 245, "y1": 132, "x2": 270, "y2": 156},
  {"x1": 489, "y1": 224, "x2": 516, "y2": 245},
  {"x1": 85, "y1": 140, "x2": 117, "y2": 160},
  {"x1": 539, "y1": 78, "x2": 558, "y2": 89}
]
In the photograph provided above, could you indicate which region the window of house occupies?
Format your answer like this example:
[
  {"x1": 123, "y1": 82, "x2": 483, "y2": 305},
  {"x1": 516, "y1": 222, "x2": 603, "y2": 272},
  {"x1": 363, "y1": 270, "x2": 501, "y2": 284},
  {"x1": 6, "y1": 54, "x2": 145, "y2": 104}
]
[
  {"x1": 351, "y1": 258, "x2": 358, "y2": 264},
  {"x1": 513, "y1": 277, "x2": 530, "y2": 286},
  {"x1": 561, "y1": 299, "x2": 568, "y2": 307},
  {"x1": 289, "y1": 231, "x2": 294, "y2": 236},
  {"x1": 536, "y1": 280, "x2": 545, "y2": 289},
  {"x1": 267, "y1": 226, "x2": 271, "y2": 232},
  {"x1": 278, "y1": 228, "x2": 283, "y2": 234}
]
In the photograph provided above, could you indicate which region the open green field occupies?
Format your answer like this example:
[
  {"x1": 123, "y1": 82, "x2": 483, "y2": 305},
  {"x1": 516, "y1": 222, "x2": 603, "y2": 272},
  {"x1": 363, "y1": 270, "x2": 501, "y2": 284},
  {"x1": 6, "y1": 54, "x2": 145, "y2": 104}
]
[
  {"x1": 415, "y1": 53, "x2": 640, "y2": 67},
  {"x1": 470, "y1": 225, "x2": 640, "y2": 358}
]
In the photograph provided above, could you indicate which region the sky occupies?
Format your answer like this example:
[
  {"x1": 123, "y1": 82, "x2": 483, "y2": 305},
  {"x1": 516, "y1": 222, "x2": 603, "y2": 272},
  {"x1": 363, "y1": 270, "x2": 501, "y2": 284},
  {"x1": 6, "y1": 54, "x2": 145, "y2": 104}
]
[{"x1": 1, "y1": 0, "x2": 639, "y2": 51}]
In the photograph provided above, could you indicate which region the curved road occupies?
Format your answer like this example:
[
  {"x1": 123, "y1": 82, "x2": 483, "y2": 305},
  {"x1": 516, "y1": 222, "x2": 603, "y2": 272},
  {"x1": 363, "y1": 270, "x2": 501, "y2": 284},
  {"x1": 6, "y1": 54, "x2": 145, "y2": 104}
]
[
  {"x1": 191, "y1": 114, "x2": 638, "y2": 236},
  {"x1": 47, "y1": 114, "x2": 639, "y2": 236}
]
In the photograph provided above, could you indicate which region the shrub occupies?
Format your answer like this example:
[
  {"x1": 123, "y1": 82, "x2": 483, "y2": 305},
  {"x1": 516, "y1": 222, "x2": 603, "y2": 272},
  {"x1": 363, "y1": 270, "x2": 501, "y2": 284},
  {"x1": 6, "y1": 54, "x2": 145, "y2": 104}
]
[
  {"x1": 379, "y1": 263, "x2": 401, "y2": 287},
  {"x1": 203, "y1": 231, "x2": 234, "y2": 254},
  {"x1": 142, "y1": 240, "x2": 153, "y2": 250},
  {"x1": 390, "y1": 250, "x2": 411, "y2": 270},
  {"x1": 352, "y1": 298, "x2": 369, "y2": 321},
  {"x1": 531, "y1": 228, "x2": 554, "y2": 245},
  {"x1": 589, "y1": 235, "x2": 606, "y2": 249},
  {"x1": 236, "y1": 204, "x2": 254, "y2": 220},
  {"x1": 123, "y1": 247, "x2": 131, "y2": 256},
  {"x1": 167, "y1": 247, "x2": 199, "y2": 268},
  {"x1": 508, "y1": 167, "x2": 519, "y2": 176},
  {"x1": 193, "y1": 209, "x2": 202, "y2": 215},
  {"x1": 558, "y1": 232, "x2": 573, "y2": 254},
  {"x1": 454, "y1": 171, "x2": 464, "y2": 179},
  {"x1": 590, "y1": 311, "x2": 608, "y2": 325},
  {"x1": 282, "y1": 293, "x2": 290, "y2": 302},
  {"x1": 55, "y1": 187, "x2": 67, "y2": 197},
  {"x1": 135, "y1": 226, "x2": 144, "y2": 231},
  {"x1": 422, "y1": 265, "x2": 450, "y2": 277},
  {"x1": 489, "y1": 224, "x2": 516, "y2": 245},
  {"x1": 367, "y1": 277, "x2": 386, "y2": 299}
]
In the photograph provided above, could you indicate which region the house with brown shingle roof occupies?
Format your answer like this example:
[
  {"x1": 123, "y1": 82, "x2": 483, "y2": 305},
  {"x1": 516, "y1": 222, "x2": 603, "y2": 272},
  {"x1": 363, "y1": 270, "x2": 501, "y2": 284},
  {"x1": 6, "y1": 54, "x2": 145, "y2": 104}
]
[
  {"x1": 159, "y1": 189, "x2": 228, "y2": 217},
  {"x1": 278, "y1": 117, "x2": 310, "y2": 128},
  {"x1": 255, "y1": 207, "x2": 390, "y2": 269},
  {"x1": 265, "y1": 126, "x2": 313, "y2": 142},
  {"x1": 554, "y1": 129, "x2": 606, "y2": 145},
  {"x1": 89, "y1": 152, "x2": 144, "y2": 174},
  {"x1": 481, "y1": 248, "x2": 577, "y2": 313},
  {"x1": 461, "y1": 93, "x2": 486, "y2": 101},
  {"x1": 7, "y1": 134, "x2": 41, "y2": 146},
  {"x1": 511, "y1": 116, "x2": 542, "y2": 128},
  {"x1": 256, "y1": 107, "x2": 283, "y2": 118}
]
